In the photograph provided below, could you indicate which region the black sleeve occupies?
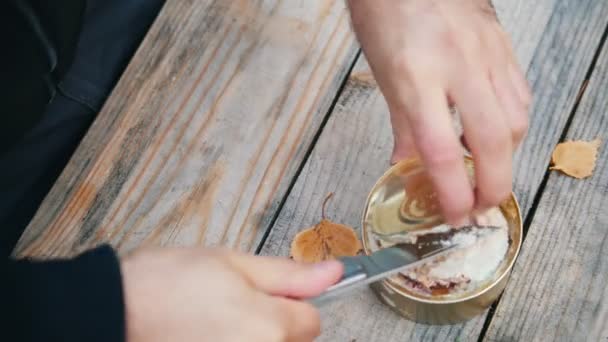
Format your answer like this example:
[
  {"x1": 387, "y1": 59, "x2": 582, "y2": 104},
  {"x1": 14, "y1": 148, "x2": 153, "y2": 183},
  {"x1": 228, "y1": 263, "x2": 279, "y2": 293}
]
[{"x1": 4, "y1": 245, "x2": 126, "y2": 342}]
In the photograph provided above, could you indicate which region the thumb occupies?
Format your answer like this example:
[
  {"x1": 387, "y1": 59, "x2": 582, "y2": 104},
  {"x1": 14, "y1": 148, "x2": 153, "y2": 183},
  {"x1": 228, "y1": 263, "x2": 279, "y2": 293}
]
[{"x1": 225, "y1": 253, "x2": 343, "y2": 298}]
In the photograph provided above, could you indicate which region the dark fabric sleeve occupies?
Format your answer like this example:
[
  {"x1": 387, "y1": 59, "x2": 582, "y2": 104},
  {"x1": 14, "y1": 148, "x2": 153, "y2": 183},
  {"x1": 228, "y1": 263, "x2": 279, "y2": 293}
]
[{"x1": 4, "y1": 245, "x2": 126, "y2": 342}]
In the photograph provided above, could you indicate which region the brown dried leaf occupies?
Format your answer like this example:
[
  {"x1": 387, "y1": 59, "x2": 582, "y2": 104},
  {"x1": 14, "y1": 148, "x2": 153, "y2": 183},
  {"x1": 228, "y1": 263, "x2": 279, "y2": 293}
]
[
  {"x1": 550, "y1": 139, "x2": 601, "y2": 179},
  {"x1": 290, "y1": 193, "x2": 362, "y2": 263}
]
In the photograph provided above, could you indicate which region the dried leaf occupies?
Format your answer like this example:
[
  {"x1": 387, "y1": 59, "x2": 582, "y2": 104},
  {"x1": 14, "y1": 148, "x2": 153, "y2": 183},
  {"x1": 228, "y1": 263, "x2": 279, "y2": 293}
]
[
  {"x1": 550, "y1": 139, "x2": 601, "y2": 179},
  {"x1": 290, "y1": 193, "x2": 362, "y2": 263}
]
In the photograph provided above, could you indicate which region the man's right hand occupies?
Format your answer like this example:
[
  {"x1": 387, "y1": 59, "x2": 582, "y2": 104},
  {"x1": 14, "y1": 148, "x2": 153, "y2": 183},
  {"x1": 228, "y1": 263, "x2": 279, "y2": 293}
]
[
  {"x1": 348, "y1": 0, "x2": 532, "y2": 224},
  {"x1": 121, "y1": 248, "x2": 342, "y2": 342}
]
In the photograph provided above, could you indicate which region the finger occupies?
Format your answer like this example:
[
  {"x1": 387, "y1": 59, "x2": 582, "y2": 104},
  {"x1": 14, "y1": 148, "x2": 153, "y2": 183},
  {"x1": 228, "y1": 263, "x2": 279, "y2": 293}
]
[
  {"x1": 450, "y1": 75, "x2": 513, "y2": 210},
  {"x1": 390, "y1": 110, "x2": 419, "y2": 164},
  {"x1": 496, "y1": 27, "x2": 533, "y2": 108},
  {"x1": 224, "y1": 252, "x2": 343, "y2": 298},
  {"x1": 271, "y1": 297, "x2": 321, "y2": 342},
  {"x1": 490, "y1": 67, "x2": 529, "y2": 148},
  {"x1": 407, "y1": 87, "x2": 474, "y2": 224},
  {"x1": 508, "y1": 61, "x2": 533, "y2": 109},
  {"x1": 484, "y1": 29, "x2": 529, "y2": 148}
]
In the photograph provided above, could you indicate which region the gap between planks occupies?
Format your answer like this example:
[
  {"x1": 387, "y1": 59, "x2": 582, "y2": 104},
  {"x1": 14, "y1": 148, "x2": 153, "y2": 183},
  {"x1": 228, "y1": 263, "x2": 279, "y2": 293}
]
[
  {"x1": 255, "y1": 49, "x2": 362, "y2": 255},
  {"x1": 476, "y1": 21, "x2": 608, "y2": 342}
]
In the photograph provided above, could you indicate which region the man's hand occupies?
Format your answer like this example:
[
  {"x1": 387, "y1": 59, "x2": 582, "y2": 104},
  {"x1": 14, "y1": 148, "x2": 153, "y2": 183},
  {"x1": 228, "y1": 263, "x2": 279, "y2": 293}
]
[
  {"x1": 121, "y1": 248, "x2": 342, "y2": 342},
  {"x1": 348, "y1": 0, "x2": 531, "y2": 224}
]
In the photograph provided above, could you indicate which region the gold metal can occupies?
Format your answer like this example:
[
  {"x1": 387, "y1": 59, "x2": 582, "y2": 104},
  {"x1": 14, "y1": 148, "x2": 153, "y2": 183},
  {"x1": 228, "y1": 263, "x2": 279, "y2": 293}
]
[{"x1": 361, "y1": 157, "x2": 522, "y2": 325}]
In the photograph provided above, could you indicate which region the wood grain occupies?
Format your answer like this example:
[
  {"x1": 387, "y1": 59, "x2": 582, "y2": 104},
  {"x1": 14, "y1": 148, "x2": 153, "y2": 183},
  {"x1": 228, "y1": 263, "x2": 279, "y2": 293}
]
[
  {"x1": 484, "y1": 37, "x2": 608, "y2": 342},
  {"x1": 259, "y1": 0, "x2": 608, "y2": 341},
  {"x1": 512, "y1": 0, "x2": 608, "y2": 215},
  {"x1": 14, "y1": 0, "x2": 358, "y2": 257}
]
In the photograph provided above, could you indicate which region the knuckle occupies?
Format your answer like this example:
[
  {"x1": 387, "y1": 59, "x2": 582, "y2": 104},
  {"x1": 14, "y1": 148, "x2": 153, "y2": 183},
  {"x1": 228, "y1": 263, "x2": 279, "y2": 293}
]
[
  {"x1": 419, "y1": 138, "x2": 461, "y2": 168},
  {"x1": 290, "y1": 303, "x2": 320, "y2": 340},
  {"x1": 511, "y1": 115, "x2": 529, "y2": 141},
  {"x1": 499, "y1": 28, "x2": 513, "y2": 46},
  {"x1": 439, "y1": 29, "x2": 460, "y2": 52},
  {"x1": 391, "y1": 53, "x2": 418, "y2": 81},
  {"x1": 462, "y1": 193, "x2": 476, "y2": 212},
  {"x1": 478, "y1": 128, "x2": 511, "y2": 155},
  {"x1": 426, "y1": 150, "x2": 461, "y2": 169},
  {"x1": 448, "y1": 29, "x2": 481, "y2": 57},
  {"x1": 451, "y1": 192, "x2": 475, "y2": 217},
  {"x1": 403, "y1": 91, "x2": 428, "y2": 115},
  {"x1": 477, "y1": 168, "x2": 512, "y2": 206},
  {"x1": 495, "y1": 27, "x2": 515, "y2": 54},
  {"x1": 522, "y1": 89, "x2": 533, "y2": 109},
  {"x1": 478, "y1": 0, "x2": 498, "y2": 19},
  {"x1": 306, "y1": 308, "x2": 321, "y2": 337},
  {"x1": 269, "y1": 302, "x2": 297, "y2": 341},
  {"x1": 390, "y1": 51, "x2": 437, "y2": 86},
  {"x1": 513, "y1": 70, "x2": 533, "y2": 108},
  {"x1": 280, "y1": 302, "x2": 320, "y2": 341},
  {"x1": 483, "y1": 28, "x2": 505, "y2": 52},
  {"x1": 481, "y1": 183, "x2": 511, "y2": 205}
]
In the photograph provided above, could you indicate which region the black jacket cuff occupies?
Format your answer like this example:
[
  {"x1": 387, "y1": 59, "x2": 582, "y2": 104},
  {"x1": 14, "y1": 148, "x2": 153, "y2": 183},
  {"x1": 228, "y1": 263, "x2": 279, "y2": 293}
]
[{"x1": 6, "y1": 245, "x2": 125, "y2": 342}]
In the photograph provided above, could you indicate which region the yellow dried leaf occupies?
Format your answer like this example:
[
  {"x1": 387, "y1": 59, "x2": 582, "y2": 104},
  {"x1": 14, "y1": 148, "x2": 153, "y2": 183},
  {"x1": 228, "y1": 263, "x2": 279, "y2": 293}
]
[
  {"x1": 550, "y1": 139, "x2": 601, "y2": 179},
  {"x1": 290, "y1": 193, "x2": 362, "y2": 263}
]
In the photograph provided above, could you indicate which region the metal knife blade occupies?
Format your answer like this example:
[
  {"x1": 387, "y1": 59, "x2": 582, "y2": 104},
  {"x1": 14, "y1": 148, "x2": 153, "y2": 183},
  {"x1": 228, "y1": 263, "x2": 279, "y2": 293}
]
[{"x1": 308, "y1": 225, "x2": 499, "y2": 307}]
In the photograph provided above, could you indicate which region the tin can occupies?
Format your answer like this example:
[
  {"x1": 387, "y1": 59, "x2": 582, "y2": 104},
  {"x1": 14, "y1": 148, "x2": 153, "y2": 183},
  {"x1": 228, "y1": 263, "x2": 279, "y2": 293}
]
[{"x1": 361, "y1": 157, "x2": 522, "y2": 325}]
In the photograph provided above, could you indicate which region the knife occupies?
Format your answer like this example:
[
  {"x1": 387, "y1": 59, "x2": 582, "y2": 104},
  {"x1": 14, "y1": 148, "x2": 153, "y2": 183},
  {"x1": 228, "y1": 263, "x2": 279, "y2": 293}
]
[{"x1": 308, "y1": 225, "x2": 498, "y2": 307}]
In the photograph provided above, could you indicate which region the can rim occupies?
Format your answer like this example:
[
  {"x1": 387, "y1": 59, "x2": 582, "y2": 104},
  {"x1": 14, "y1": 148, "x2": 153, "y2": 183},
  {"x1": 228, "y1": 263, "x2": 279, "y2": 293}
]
[{"x1": 361, "y1": 157, "x2": 523, "y2": 305}]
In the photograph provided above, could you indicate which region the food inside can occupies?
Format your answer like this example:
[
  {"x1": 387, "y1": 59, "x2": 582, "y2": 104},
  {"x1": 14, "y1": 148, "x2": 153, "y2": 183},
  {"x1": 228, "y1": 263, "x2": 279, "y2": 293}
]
[
  {"x1": 370, "y1": 207, "x2": 510, "y2": 297},
  {"x1": 362, "y1": 158, "x2": 522, "y2": 323}
]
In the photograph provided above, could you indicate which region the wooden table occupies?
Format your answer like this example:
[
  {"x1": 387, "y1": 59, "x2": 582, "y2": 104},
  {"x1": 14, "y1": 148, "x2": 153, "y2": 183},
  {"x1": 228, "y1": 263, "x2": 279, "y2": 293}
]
[{"x1": 14, "y1": 1, "x2": 608, "y2": 340}]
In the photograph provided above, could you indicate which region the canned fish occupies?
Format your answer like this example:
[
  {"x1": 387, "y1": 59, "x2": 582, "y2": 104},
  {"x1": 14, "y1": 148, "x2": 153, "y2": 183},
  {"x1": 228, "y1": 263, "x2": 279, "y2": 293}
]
[{"x1": 362, "y1": 157, "x2": 522, "y2": 324}]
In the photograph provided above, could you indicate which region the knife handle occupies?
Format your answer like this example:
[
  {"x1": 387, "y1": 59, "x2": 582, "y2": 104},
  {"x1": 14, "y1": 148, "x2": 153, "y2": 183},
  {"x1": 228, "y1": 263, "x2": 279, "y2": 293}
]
[{"x1": 308, "y1": 256, "x2": 368, "y2": 307}]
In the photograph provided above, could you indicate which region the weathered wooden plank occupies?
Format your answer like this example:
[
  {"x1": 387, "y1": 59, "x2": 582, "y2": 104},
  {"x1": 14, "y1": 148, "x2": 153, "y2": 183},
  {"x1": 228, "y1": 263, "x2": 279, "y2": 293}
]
[
  {"x1": 14, "y1": 0, "x2": 358, "y2": 257},
  {"x1": 484, "y1": 37, "x2": 608, "y2": 342},
  {"x1": 512, "y1": 0, "x2": 608, "y2": 215},
  {"x1": 259, "y1": 0, "x2": 608, "y2": 341}
]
